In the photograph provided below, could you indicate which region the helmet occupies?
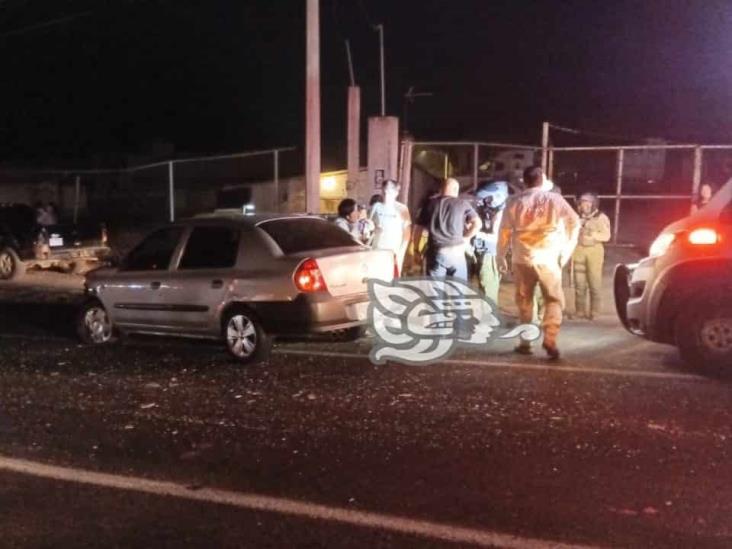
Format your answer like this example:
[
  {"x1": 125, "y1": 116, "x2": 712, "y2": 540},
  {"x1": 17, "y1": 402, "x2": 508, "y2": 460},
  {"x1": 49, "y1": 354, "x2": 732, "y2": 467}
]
[
  {"x1": 476, "y1": 180, "x2": 509, "y2": 209},
  {"x1": 577, "y1": 192, "x2": 599, "y2": 212}
]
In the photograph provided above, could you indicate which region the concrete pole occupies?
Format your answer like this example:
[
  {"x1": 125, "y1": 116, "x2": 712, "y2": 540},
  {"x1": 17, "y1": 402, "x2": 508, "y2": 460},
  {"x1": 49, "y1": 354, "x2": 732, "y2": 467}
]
[
  {"x1": 347, "y1": 86, "x2": 361, "y2": 191},
  {"x1": 305, "y1": 0, "x2": 321, "y2": 213},
  {"x1": 541, "y1": 121, "x2": 549, "y2": 172},
  {"x1": 375, "y1": 24, "x2": 385, "y2": 117},
  {"x1": 691, "y1": 146, "x2": 702, "y2": 214},
  {"x1": 613, "y1": 149, "x2": 624, "y2": 244},
  {"x1": 168, "y1": 161, "x2": 175, "y2": 222}
]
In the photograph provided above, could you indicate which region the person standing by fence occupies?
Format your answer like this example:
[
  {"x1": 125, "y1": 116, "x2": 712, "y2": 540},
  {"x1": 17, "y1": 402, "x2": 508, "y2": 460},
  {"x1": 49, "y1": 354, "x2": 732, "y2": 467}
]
[
  {"x1": 497, "y1": 166, "x2": 580, "y2": 359},
  {"x1": 570, "y1": 192, "x2": 611, "y2": 320},
  {"x1": 370, "y1": 179, "x2": 412, "y2": 275},
  {"x1": 414, "y1": 178, "x2": 482, "y2": 281}
]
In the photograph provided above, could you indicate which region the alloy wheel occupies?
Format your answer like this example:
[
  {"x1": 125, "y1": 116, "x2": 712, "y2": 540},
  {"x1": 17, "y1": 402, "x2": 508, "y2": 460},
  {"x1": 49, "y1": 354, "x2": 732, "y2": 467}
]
[
  {"x1": 84, "y1": 306, "x2": 113, "y2": 343},
  {"x1": 0, "y1": 251, "x2": 14, "y2": 279},
  {"x1": 226, "y1": 314, "x2": 258, "y2": 359},
  {"x1": 700, "y1": 317, "x2": 732, "y2": 354}
]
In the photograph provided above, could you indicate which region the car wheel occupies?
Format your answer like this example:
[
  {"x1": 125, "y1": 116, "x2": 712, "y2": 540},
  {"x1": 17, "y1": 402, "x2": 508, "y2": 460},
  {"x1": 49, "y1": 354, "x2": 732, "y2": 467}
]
[
  {"x1": 223, "y1": 308, "x2": 271, "y2": 365},
  {"x1": 77, "y1": 299, "x2": 115, "y2": 344},
  {"x1": 332, "y1": 325, "x2": 366, "y2": 342},
  {"x1": 0, "y1": 247, "x2": 24, "y2": 281},
  {"x1": 676, "y1": 301, "x2": 732, "y2": 370}
]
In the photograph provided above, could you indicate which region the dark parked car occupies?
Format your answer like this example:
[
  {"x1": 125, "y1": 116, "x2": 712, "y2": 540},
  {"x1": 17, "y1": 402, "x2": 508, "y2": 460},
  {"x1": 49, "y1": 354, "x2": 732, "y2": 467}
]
[{"x1": 0, "y1": 203, "x2": 111, "y2": 280}]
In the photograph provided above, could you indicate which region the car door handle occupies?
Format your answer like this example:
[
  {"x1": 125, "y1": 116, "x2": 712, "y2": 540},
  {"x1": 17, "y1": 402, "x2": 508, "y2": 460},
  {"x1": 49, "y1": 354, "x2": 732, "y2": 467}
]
[
  {"x1": 211, "y1": 279, "x2": 223, "y2": 289},
  {"x1": 150, "y1": 281, "x2": 161, "y2": 290}
]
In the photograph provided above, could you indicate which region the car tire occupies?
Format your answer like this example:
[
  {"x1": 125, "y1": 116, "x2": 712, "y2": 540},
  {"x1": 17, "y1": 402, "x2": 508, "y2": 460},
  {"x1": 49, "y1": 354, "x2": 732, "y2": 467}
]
[
  {"x1": 0, "y1": 247, "x2": 24, "y2": 281},
  {"x1": 223, "y1": 308, "x2": 271, "y2": 365},
  {"x1": 676, "y1": 300, "x2": 732, "y2": 370},
  {"x1": 333, "y1": 325, "x2": 366, "y2": 342},
  {"x1": 77, "y1": 299, "x2": 116, "y2": 345}
]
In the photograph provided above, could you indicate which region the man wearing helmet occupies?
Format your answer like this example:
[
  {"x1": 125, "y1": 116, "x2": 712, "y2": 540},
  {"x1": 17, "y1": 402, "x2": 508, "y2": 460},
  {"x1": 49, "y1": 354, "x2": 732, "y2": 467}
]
[
  {"x1": 472, "y1": 180, "x2": 509, "y2": 306},
  {"x1": 571, "y1": 192, "x2": 611, "y2": 320}
]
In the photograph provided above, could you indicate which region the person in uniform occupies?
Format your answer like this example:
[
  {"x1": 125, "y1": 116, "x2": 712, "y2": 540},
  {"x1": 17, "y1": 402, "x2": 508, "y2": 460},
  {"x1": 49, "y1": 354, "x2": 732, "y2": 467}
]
[
  {"x1": 571, "y1": 192, "x2": 611, "y2": 320},
  {"x1": 497, "y1": 166, "x2": 580, "y2": 359}
]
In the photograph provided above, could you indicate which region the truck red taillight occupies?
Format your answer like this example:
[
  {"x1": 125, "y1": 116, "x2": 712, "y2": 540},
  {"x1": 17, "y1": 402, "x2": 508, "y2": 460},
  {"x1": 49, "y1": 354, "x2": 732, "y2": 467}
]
[
  {"x1": 688, "y1": 227, "x2": 719, "y2": 245},
  {"x1": 393, "y1": 254, "x2": 400, "y2": 279},
  {"x1": 294, "y1": 258, "x2": 327, "y2": 293}
]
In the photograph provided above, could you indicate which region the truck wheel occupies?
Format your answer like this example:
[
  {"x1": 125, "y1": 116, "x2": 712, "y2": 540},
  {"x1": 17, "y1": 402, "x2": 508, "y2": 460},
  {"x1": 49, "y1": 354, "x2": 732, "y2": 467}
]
[
  {"x1": 223, "y1": 308, "x2": 271, "y2": 365},
  {"x1": 676, "y1": 301, "x2": 732, "y2": 370},
  {"x1": 77, "y1": 299, "x2": 115, "y2": 344},
  {"x1": 0, "y1": 247, "x2": 24, "y2": 281}
]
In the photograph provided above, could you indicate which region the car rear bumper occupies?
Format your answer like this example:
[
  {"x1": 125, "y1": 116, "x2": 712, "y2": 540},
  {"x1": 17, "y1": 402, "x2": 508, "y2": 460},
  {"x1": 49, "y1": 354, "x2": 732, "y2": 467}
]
[{"x1": 248, "y1": 292, "x2": 370, "y2": 335}]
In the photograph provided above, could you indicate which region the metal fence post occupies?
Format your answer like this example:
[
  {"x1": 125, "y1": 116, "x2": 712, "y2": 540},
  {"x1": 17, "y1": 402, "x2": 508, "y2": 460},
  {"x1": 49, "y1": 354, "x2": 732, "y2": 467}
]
[
  {"x1": 168, "y1": 161, "x2": 175, "y2": 222},
  {"x1": 691, "y1": 146, "x2": 702, "y2": 214},
  {"x1": 273, "y1": 149, "x2": 280, "y2": 213},
  {"x1": 73, "y1": 175, "x2": 81, "y2": 224},
  {"x1": 547, "y1": 148, "x2": 555, "y2": 181},
  {"x1": 472, "y1": 143, "x2": 479, "y2": 189},
  {"x1": 613, "y1": 149, "x2": 624, "y2": 244}
]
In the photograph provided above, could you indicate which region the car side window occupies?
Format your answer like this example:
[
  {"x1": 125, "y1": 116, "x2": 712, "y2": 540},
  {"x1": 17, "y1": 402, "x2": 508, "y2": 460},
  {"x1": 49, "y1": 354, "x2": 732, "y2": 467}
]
[
  {"x1": 122, "y1": 227, "x2": 183, "y2": 271},
  {"x1": 178, "y1": 226, "x2": 241, "y2": 269}
]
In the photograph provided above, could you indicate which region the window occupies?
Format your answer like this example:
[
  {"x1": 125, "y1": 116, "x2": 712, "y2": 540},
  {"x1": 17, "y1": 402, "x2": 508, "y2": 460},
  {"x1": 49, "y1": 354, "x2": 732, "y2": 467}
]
[
  {"x1": 258, "y1": 218, "x2": 359, "y2": 254},
  {"x1": 513, "y1": 153, "x2": 524, "y2": 159},
  {"x1": 179, "y1": 226, "x2": 241, "y2": 269},
  {"x1": 494, "y1": 161, "x2": 505, "y2": 171},
  {"x1": 122, "y1": 227, "x2": 183, "y2": 271}
]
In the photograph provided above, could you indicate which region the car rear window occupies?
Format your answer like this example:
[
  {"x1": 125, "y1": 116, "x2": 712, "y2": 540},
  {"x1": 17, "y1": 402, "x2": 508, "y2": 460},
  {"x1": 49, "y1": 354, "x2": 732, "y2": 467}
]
[{"x1": 258, "y1": 218, "x2": 358, "y2": 254}]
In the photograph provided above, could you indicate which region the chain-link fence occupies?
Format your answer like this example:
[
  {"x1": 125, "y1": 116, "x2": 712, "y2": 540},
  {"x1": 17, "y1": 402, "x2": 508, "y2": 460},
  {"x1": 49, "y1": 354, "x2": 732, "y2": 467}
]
[
  {"x1": 0, "y1": 147, "x2": 299, "y2": 253},
  {"x1": 403, "y1": 141, "x2": 540, "y2": 214},
  {"x1": 403, "y1": 140, "x2": 732, "y2": 249}
]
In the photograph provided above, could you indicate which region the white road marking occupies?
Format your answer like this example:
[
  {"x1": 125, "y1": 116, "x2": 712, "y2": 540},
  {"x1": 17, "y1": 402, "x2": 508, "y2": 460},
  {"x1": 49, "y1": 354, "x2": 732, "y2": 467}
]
[
  {"x1": 274, "y1": 349, "x2": 707, "y2": 382},
  {"x1": 0, "y1": 454, "x2": 595, "y2": 549}
]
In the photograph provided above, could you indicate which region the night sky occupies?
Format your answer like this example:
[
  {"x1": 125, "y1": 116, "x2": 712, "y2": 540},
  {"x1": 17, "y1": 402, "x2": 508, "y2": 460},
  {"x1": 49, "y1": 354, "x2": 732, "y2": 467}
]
[{"x1": 1, "y1": 0, "x2": 731, "y2": 167}]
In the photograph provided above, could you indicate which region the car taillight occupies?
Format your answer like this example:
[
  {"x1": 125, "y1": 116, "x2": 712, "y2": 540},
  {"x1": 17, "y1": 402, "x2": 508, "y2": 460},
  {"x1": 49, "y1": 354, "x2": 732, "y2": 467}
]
[
  {"x1": 294, "y1": 258, "x2": 327, "y2": 293},
  {"x1": 688, "y1": 227, "x2": 719, "y2": 245},
  {"x1": 393, "y1": 254, "x2": 400, "y2": 279}
]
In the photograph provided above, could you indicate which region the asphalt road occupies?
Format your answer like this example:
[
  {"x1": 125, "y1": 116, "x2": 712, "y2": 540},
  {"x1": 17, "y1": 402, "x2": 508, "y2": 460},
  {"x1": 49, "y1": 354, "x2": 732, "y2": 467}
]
[{"x1": 1, "y1": 270, "x2": 731, "y2": 548}]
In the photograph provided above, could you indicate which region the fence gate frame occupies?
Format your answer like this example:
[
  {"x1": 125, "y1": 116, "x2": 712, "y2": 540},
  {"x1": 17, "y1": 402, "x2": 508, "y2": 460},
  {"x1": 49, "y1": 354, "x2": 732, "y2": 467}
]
[{"x1": 400, "y1": 139, "x2": 732, "y2": 245}]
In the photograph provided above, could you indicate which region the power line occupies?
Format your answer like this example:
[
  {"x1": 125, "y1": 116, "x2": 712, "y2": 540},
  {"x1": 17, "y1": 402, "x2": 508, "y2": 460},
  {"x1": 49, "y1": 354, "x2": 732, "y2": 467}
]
[
  {"x1": 548, "y1": 123, "x2": 676, "y2": 144},
  {"x1": 0, "y1": 9, "x2": 92, "y2": 38}
]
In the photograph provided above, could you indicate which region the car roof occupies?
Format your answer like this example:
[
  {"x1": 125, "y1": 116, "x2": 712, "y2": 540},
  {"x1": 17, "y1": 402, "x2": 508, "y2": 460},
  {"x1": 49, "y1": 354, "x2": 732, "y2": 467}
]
[{"x1": 182, "y1": 212, "x2": 324, "y2": 229}]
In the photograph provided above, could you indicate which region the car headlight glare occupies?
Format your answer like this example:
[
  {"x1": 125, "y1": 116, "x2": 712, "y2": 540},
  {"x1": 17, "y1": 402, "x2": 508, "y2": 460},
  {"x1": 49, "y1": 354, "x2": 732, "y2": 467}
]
[{"x1": 649, "y1": 232, "x2": 676, "y2": 258}]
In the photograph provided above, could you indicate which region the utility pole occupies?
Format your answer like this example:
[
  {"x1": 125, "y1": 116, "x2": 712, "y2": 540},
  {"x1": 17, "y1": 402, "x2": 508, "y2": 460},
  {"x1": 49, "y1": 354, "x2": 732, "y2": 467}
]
[
  {"x1": 375, "y1": 23, "x2": 385, "y2": 116},
  {"x1": 541, "y1": 121, "x2": 549, "y2": 173},
  {"x1": 345, "y1": 40, "x2": 360, "y2": 191},
  {"x1": 305, "y1": 0, "x2": 321, "y2": 213}
]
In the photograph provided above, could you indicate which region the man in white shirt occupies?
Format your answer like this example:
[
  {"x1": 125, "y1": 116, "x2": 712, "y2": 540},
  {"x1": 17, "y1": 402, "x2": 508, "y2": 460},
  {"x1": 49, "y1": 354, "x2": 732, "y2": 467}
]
[
  {"x1": 370, "y1": 179, "x2": 412, "y2": 275},
  {"x1": 497, "y1": 166, "x2": 580, "y2": 359}
]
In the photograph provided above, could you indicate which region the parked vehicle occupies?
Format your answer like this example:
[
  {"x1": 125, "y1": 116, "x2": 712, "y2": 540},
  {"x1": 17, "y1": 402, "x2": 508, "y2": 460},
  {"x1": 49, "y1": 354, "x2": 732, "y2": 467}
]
[
  {"x1": 78, "y1": 213, "x2": 396, "y2": 364},
  {"x1": 614, "y1": 179, "x2": 732, "y2": 369},
  {"x1": 0, "y1": 203, "x2": 110, "y2": 280}
]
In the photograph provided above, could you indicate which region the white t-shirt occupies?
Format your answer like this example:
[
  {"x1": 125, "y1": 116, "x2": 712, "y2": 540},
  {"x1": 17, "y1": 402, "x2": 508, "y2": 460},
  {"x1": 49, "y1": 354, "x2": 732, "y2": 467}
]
[{"x1": 370, "y1": 201, "x2": 410, "y2": 254}]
